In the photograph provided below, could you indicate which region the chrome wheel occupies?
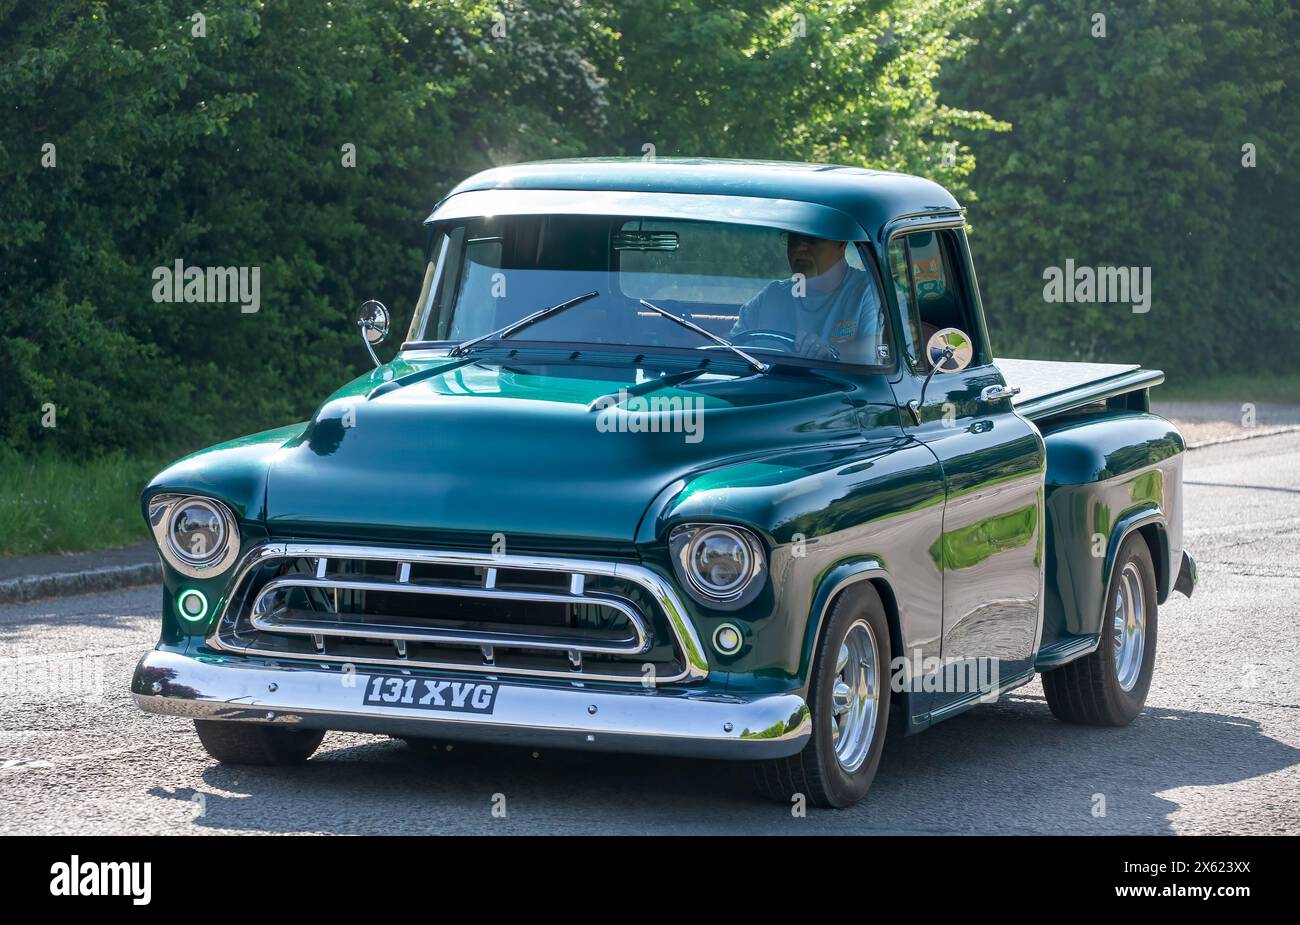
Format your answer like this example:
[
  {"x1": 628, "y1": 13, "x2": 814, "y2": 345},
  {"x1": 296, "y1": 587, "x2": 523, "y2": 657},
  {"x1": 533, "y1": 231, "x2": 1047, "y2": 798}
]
[
  {"x1": 1112, "y1": 561, "x2": 1147, "y2": 692},
  {"x1": 830, "y1": 619, "x2": 880, "y2": 772}
]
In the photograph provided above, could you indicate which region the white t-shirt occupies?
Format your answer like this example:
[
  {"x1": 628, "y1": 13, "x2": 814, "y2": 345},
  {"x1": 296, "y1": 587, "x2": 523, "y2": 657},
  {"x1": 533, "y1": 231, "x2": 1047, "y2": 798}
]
[{"x1": 731, "y1": 260, "x2": 885, "y2": 364}]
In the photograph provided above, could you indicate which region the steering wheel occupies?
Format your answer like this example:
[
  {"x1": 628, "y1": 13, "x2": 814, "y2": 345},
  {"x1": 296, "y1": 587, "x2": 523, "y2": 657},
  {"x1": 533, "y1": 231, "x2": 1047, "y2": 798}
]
[
  {"x1": 730, "y1": 328, "x2": 841, "y2": 362},
  {"x1": 731, "y1": 329, "x2": 795, "y2": 350}
]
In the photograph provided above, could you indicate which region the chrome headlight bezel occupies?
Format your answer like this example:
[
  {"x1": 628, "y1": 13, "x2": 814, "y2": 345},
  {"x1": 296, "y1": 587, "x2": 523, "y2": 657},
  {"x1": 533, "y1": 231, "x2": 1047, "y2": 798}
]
[
  {"x1": 668, "y1": 522, "x2": 767, "y2": 610},
  {"x1": 148, "y1": 493, "x2": 241, "y2": 579}
]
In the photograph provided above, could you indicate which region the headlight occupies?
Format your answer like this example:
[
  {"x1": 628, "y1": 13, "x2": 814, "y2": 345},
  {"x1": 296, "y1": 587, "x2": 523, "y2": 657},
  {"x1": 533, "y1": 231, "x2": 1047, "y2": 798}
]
[
  {"x1": 669, "y1": 523, "x2": 766, "y2": 607},
  {"x1": 147, "y1": 494, "x2": 240, "y2": 578}
]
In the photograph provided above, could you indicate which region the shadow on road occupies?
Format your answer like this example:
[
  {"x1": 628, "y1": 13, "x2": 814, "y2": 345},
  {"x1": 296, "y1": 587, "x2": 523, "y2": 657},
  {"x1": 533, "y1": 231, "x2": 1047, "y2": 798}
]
[{"x1": 144, "y1": 693, "x2": 1300, "y2": 834}]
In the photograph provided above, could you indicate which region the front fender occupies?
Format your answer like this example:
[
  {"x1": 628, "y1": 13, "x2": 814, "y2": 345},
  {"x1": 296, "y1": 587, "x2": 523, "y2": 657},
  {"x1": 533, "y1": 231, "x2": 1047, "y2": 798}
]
[
  {"x1": 636, "y1": 434, "x2": 945, "y2": 698},
  {"x1": 142, "y1": 422, "x2": 307, "y2": 523},
  {"x1": 140, "y1": 423, "x2": 305, "y2": 641}
]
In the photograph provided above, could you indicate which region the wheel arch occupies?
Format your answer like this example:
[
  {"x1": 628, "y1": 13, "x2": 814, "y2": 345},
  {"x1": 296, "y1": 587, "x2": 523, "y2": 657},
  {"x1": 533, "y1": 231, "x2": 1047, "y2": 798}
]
[
  {"x1": 1107, "y1": 508, "x2": 1170, "y2": 605},
  {"x1": 1135, "y1": 521, "x2": 1170, "y2": 603},
  {"x1": 802, "y1": 561, "x2": 910, "y2": 729}
]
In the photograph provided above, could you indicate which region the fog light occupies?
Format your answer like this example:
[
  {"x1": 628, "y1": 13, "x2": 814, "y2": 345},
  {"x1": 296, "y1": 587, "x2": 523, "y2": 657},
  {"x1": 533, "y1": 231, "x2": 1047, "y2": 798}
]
[
  {"x1": 177, "y1": 589, "x2": 209, "y2": 622},
  {"x1": 713, "y1": 623, "x2": 743, "y2": 655}
]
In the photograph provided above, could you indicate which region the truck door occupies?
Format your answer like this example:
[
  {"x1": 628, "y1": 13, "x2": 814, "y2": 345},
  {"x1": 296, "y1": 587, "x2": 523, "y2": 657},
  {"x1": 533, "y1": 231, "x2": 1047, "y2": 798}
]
[{"x1": 884, "y1": 225, "x2": 1046, "y2": 708}]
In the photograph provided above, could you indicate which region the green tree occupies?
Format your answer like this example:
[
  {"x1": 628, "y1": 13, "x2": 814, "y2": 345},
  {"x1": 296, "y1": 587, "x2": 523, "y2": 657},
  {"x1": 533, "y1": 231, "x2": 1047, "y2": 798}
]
[
  {"x1": 0, "y1": 0, "x2": 999, "y2": 461},
  {"x1": 945, "y1": 0, "x2": 1299, "y2": 376},
  {"x1": 0, "y1": 0, "x2": 609, "y2": 456},
  {"x1": 597, "y1": 0, "x2": 1003, "y2": 197}
]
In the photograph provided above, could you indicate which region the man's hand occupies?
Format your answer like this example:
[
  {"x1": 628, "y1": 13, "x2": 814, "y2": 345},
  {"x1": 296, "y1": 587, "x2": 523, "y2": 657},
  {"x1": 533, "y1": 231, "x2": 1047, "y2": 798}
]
[{"x1": 794, "y1": 331, "x2": 837, "y2": 360}]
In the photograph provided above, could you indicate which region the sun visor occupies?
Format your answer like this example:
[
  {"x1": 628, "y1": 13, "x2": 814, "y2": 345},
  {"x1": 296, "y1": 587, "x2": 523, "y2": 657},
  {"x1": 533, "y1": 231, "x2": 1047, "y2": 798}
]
[{"x1": 425, "y1": 188, "x2": 870, "y2": 241}]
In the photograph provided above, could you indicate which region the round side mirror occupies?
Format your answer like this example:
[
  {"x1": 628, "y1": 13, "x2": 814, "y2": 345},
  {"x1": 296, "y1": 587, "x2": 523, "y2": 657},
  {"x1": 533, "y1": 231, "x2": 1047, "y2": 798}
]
[
  {"x1": 357, "y1": 300, "x2": 390, "y2": 368},
  {"x1": 925, "y1": 327, "x2": 974, "y2": 373},
  {"x1": 358, "y1": 300, "x2": 390, "y2": 345}
]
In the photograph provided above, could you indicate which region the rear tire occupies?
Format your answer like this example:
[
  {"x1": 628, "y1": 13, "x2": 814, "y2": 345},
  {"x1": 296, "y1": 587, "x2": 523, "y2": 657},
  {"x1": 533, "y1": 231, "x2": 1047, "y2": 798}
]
[
  {"x1": 194, "y1": 720, "x2": 325, "y2": 765},
  {"x1": 751, "y1": 583, "x2": 892, "y2": 808},
  {"x1": 1042, "y1": 534, "x2": 1158, "y2": 726}
]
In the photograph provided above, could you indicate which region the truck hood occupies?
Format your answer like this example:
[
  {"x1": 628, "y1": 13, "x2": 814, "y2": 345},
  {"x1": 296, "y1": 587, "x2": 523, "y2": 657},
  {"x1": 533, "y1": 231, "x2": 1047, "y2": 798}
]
[{"x1": 262, "y1": 356, "x2": 897, "y2": 548}]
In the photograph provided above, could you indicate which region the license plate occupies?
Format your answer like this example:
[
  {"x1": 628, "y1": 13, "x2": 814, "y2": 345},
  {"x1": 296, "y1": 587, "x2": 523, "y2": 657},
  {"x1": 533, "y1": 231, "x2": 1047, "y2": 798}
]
[{"x1": 363, "y1": 674, "x2": 499, "y2": 715}]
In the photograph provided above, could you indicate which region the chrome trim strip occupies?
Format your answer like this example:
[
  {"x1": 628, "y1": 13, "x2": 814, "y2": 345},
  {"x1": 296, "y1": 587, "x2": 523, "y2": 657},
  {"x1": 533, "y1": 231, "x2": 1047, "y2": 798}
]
[
  {"x1": 249, "y1": 575, "x2": 652, "y2": 655},
  {"x1": 133, "y1": 649, "x2": 806, "y2": 760},
  {"x1": 1015, "y1": 368, "x2": 1165, "y2": 421},
  {"x1": 208, "y1": 542, "x2": 709, "y2": 684}
]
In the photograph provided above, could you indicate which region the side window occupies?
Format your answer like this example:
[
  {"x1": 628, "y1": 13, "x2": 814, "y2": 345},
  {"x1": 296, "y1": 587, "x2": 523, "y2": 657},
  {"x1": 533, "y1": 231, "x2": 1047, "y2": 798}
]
[
  {"x1": 888, "y1": 238, "x2": 923, "y2": 364},
  {"x1": 889, "y1": 229, "x2": 979, "y2": 370}
]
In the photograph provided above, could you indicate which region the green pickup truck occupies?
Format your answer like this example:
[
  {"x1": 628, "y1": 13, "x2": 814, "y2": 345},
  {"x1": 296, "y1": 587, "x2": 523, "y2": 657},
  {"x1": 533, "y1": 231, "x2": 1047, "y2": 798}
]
[{"x1": 132, "y1": 159, "x2": 1196, "y2": 808}]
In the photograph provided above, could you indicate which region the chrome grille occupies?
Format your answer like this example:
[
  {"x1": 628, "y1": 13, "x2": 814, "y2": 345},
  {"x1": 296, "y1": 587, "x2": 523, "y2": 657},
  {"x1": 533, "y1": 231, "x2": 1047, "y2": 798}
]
[{"x1": 209, "y1": 543, "x2": 708, "y2": 684}]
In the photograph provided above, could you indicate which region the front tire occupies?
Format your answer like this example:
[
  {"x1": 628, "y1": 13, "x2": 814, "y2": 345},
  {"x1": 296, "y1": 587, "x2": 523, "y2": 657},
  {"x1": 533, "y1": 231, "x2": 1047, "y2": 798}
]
[
  {"x1": 1042, "y1": 534, "x2": 1158, "y2": 725},
  {"x1": 752, "y1": 583, "x2": 892, "y2": 808},
  {"x1": 194, "y1": 720, "x2": 325, "y2": 765}
]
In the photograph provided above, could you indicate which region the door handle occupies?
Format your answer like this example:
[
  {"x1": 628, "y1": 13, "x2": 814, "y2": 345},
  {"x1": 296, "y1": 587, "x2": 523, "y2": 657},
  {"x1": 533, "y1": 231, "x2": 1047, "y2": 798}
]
[{"x1": 980, "y1": 384, "x2": 1021, "y2": 402}]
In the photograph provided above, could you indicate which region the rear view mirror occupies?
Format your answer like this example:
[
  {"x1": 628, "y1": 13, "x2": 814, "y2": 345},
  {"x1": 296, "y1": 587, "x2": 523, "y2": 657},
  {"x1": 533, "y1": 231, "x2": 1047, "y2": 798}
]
[
  {"x1": 357, "y1": 300, "x2": 390, "y2": 367},
  {"x1": 925, "y1": 327, "x2": 973, "y2": 373},
  {"x1": 613, "y1": 230, "x2": 679, "y2": 251}
]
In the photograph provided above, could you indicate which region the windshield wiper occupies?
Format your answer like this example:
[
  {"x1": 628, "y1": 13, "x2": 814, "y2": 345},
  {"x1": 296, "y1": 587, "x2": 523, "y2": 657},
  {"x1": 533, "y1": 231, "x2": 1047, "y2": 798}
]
[
  {"x1": 587, "y1": 366, "x2": 711, "y2": 412},
  {"x1": 638, "y1": 299, "x2": 769, "y2": 373},
  {"x1": 448, "y1": 290, "x2": 600, "y2": 358}
]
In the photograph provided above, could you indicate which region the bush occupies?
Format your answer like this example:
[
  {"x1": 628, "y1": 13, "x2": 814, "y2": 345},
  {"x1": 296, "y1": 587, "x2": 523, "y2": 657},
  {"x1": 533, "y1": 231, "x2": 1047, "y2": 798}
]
[
  {"x1": 0, "y1": 0, "x2": 1000, "y2": 463},
  {"x1": 945, "y1": 0, "x2": 1299, "y2": 379}
]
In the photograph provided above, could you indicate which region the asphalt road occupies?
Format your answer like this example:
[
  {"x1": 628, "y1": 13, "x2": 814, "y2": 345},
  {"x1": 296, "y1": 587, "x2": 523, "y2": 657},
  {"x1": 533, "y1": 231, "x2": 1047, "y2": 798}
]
[{"x1": 2, "y1": 432, "x2": 1298, "y2": 835}]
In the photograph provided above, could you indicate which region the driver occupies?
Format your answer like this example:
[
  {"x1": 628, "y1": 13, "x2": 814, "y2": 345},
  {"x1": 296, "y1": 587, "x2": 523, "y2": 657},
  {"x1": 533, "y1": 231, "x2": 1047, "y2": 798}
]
[{"x1": 731, "y1": 232, "x2": 884, "y2": 363}]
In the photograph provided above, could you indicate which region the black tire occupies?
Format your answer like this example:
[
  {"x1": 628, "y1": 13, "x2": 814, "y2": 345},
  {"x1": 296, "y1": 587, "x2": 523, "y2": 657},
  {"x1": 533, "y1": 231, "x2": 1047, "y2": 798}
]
[
  {"x1": 194, "y1": 720, "x2": 325, "y2": 765},
  {"x1": 1042, "y1": 534, "x2": 1158, "y2": 726},
  {"x1": 752, "y1": 583, "x2": 892, "y2": 808}
]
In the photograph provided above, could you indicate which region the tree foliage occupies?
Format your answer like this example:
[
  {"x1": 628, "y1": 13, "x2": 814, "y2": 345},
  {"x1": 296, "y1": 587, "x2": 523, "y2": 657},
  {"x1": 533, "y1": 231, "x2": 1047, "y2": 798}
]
[
  {"x1": 2, "y1": 0, "x2": 1290, "y2": 461},
  {"x1": 945, "y1": 0, "x2": 1299, "y2": 374},
  {"x1": 0, "y1": 0, "x2": 991, "y2": 457}
]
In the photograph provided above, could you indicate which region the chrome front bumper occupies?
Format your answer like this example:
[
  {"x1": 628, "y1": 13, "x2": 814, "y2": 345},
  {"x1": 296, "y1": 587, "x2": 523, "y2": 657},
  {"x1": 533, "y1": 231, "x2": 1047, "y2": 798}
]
[{"x1": 131, "y1": 648, "x2": 811, "y2": 760}]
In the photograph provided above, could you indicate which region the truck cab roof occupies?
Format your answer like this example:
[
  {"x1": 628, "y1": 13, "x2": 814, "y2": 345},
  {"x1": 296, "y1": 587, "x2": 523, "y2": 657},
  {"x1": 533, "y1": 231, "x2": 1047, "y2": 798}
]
[{"x1": 437, "y1": 158, "x2": 963, "y2": 241}]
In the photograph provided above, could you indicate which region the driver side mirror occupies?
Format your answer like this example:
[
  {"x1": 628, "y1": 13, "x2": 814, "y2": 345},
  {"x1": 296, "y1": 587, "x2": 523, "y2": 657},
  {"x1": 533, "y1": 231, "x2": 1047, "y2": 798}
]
[
  {"x1": 925, "y1": 327, "x2": 974, "y2": 374},
  {"x1": 907, "y1": 327, "x2": 975, "y2": 426},
  {"x1": 357, "y1": 300, "x2": 390, "y2": 367}
]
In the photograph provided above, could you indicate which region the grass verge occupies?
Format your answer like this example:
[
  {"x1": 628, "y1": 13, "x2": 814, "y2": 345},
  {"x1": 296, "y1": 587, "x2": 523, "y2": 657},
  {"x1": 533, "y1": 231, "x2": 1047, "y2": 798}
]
[
  {"x1": 0, "y1": 450, "x2": 166, "y2": 558},
  {"x1": 1158, "y1": 372, "x2": 1300, "y2": 403}
]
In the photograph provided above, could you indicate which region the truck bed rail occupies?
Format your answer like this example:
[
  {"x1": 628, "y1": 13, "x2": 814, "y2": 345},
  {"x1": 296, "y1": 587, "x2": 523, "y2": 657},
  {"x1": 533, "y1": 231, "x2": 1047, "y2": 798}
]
[{"x1": 996, "y1": 358, "x2": 1165, "y2": 421}]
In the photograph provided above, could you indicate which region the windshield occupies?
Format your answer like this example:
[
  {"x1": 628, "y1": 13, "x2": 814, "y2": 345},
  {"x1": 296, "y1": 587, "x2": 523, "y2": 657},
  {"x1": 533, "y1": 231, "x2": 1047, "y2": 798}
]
[{"x1": 407, "y1": 215, "x2": 891, "y2": 367}]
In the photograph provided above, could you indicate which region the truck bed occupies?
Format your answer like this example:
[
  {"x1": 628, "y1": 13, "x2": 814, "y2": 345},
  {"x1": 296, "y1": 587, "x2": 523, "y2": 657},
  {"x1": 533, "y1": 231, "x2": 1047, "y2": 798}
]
[{"x1": 995, "y1": 358, "x2": 1165, "y2": 421}]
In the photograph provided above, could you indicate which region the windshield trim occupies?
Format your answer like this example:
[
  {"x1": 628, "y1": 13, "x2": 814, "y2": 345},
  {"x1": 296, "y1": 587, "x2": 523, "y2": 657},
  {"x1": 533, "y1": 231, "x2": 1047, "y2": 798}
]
[{"x1": 398, "y1": 337, "x2": 897, "y2": 377}]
